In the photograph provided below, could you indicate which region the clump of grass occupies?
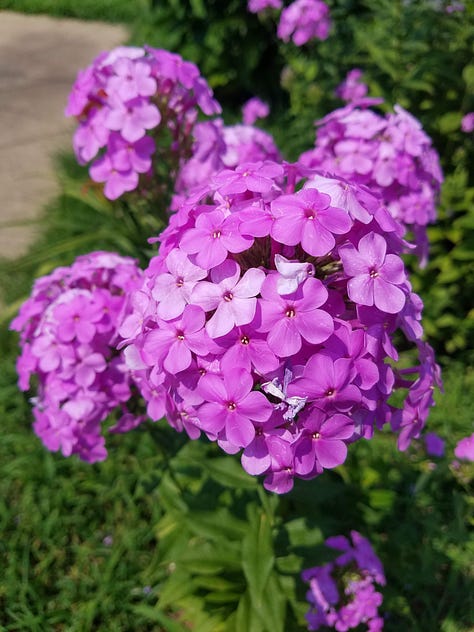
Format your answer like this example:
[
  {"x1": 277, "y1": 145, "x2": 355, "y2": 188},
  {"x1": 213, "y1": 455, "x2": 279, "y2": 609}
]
[{"x1": 0, "y1": 0, "x2": 148, "y2": 23}]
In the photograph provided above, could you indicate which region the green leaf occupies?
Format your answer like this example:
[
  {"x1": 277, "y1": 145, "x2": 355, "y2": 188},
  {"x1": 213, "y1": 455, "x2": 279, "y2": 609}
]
[
  {"x1": 235, "y1": 590, "x2": 265, "y2": 632},
  {"x1": 133, "y1": 606, "x2": 189, "y2": 632},
  {"x1": 242, "y1": 511, "x2": 275, "y2": 605}
]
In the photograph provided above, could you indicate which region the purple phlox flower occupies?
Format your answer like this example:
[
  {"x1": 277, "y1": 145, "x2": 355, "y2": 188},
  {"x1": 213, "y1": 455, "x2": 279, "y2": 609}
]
[
  {"x1": 141, "y1": 305, "x2": 210, "y2": 373},
  {"x1": 65, "y1": 65, "x2": 97, "y2": 117},
  {"x1": 446, "y1": 2, "x2": 465, "y2": 13},
  {"x1": 339, "y1": 232, "x2": 407, "y2": 314},
  {"x1": 89, "y1": 153, "x2": 138, "y2": 200},
  {"x1": 33, "y1": 408, "x2": 76, "y2": 457},
  {"x1": 214, "y1": 325, "x2": 280, "y2": 374},
  {"x1": 248, "y1": 0, "x2": 282, "y2": 13},
  {"x1": 100, "y1": 46, "x2": 145, "y2": 67},
  {"x1": 191, "y1": 259, "x2": 265, "y2": 338},
  {"x1": 105, "y1": 96, "x2": 161, "y2": 143},
  {"x1": 151, "y1": 249, "x2": 207, "y2": 320},
  {"x1": 294, "y1": 408, "x2": 354, "y2": 473},
  {"x1": 335, "y1": 138, "x2": 374, "y2": 176},
  {"x1": 107, "y1": 133, "x2": 155, "y2": 174},
  {"x1": 221, "y1": 125, "x2": 282, "y2": 167},
  {"x1": 424, "y1": 432, "x2": 445, "y2": 458},
  {"x1": 454, "y1": 433, "x2": 474, "y2": 462},
  {"x1": 257, "y1": 274, "x2": 334, "y2": 357},
  {"x1": 118, "y1": 290, "x2": 154, "y2": 344},
  {"x1": 213, "y1": 161, "x2": 284, "y2": 195},
  {"x1": 274, "y1": 253, "x2": 315, "y2": 294},
  {"x1": 263, "y1": 435, "x2": 301, "y2": 494},
  {"x1": 461, "y1": 112, "x2": 474, "y2": 133},
  {"x1": 347, "y1": 530, "x2": 386, "y2": 585},
  {"x1": 53, "y1": 293, "x2": 103, "y2": 344},
  {"x1": 288, "y1": 353, "x2": 361, "y2": 412},
  {"x1": 74, "y1": 348, "x2": 107, "y2": 388},
  {"x1": 242, "y1": 97, "x2": 270, "y2": 125},
  {"x1": 108, "y1": 57, "x2": 157, "y2": 101},
  {"x1": 304, "y1": 174, "x2": 375, "y2": 224},
  {"x1": 73, "y1": 108, "x2": 110, "y2": 163},
  {"x1": 179, "y1": 209, "x2": 254, "y2": 269},
  {"x1": 262, "y1": 366, "x2": 308, "y2": 421},
  {"x1": 394, "y1": 389, "x2": 433, "y2": 451},
  {"x1": 196, "y1": 369, "x2": 272, "y2": 448},
  {"x1": 277, "y1": 0, "x2": 331, "y2": 46},
  {"x1": 357, "y1": 305, "x2": 398, "y2": 361},
  {"x1": 271, "y1": 187, "x2": 353, "y2": 257},
  {"x1": 241, "y1": 426, "x2": 292, "y2": 477},
  {"x1": 335, "y1": 68, "x2": 368, "y2": 103}
]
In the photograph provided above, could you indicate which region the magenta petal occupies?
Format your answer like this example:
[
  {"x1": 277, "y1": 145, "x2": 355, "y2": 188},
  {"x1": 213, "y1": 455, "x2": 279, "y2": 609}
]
[
  {"x1": 381, "y1": 254, "x2": 406, "y2": 284},
  {"x1": 239, "y1": 391, "x2": 273, "y2": 422},
  {"x1": 294, "y1": 437, "x2": 316, "y2": 475},
  {"x1": 207, "y1": 301, "x2": 234, "y2": 338},
  {"x1": 242, "y1": 436, "x2": 271, "y2": 475},
  {"x1": 197, "y1": 402, "x2": 226, "y2": 434},
  {"x1": 314, "y1": 438, "x2": 348, "y2": 469},
  {"x1": 198, "y1": 374, "x2": 227, "y2": 403},
  {"x1": 301, "y1": 221, "x2": 334, "y2": 257},
  {"x1": 164, "y1": 342, "x2": 192, "y2": 373},
  {"x1": 264, "y1": 470, "x2": 294, "y2": 494},
  {"x1": 296, "y1": 308, "x2": 334, "y2": 345},
  {"x1": 267, "y1": 318, "x2": 301, "y2": 357},
  {"x1": 360, "y1": 232, "x2": 386, "y2": 268},
  {"x1": 347, "y1": 275, "x2": 374, "y2": 306},
  {"x1": 225, "y1": 412, "x2": 255, "y2": 448},
  {"x1": 321, "y1": 414, "x2": 354, "y2": 440},
  {"x1": 373, "y1": 278, "x2": 406, "y2": 313}
]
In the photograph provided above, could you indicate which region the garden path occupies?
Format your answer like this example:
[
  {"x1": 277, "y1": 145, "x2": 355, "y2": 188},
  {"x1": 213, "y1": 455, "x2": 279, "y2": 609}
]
[{"x1": 0, "y1": 11, "x2": 126, "y2": 258}]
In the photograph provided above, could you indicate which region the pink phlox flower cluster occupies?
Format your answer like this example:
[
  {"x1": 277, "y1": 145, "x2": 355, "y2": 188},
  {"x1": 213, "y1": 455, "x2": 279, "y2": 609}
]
[
  {"x1": 242, "y1": 97, "x2": 270, "y2": 125},
  {"x1": 454, "y1": 433, "x2": 474, "y2": 461},
  {"x1": 124, "y1": 161, "x2": 440, "y2": 493},
  {"x1": 173, "y1": 118, "x2": 281, "y2": 207},
  {"x1": 66, "y1": 46, "x2": 221, "y2": 200},
  {"x1": 277, "y1": 0, "x2": 331, "y2": 46},
  {"x1": 335, "y1": 69, "x2": 369, "y2": 103},
  {"x1": 302, "y1": 531, "x2": 385, "y2": 631},
  {"x1": 461, "y1": 112, "x2": 474, "y2": 133},
  {"x1": 300, "y1": 101, "x2": 444, "y2": 266},
  {"x1": 10, "y1": 252, "x2": 144, "y2": 462},
  {"x1": 248, "y1": 0, "x2": 282, "y2": 13}
]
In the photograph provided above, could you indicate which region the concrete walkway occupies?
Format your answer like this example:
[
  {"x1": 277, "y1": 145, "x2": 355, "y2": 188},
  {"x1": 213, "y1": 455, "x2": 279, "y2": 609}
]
[{"x1": 0, "y1": 11, "x2": 127, "y2": 258}]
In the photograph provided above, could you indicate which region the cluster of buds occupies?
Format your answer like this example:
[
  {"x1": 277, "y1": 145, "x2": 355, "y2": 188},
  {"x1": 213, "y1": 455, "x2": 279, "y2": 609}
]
[
  {"x1": 302, "y1": 531, "x2": 386, "y2": 631},
  {"x1": 66, "y1": 46, "x2": 221, "y2": 200},
  {"x1": 10, "y1": 252, "x2": 144, "y2": 462},
  {"x1": 277, "y1": 0, "x2": 331, "y2": 45},
  {"x1": 122, "y1": 161, "x2": 440, "y2": 493},
  {"x1": 300, "y1": 100, "x2": 444, "y2": 265}
]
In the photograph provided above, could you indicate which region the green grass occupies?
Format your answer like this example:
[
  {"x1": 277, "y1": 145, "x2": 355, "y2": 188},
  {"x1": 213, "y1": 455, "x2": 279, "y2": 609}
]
[{"x1": 0, "y1": 0, "x2": 148, "y2": 22}]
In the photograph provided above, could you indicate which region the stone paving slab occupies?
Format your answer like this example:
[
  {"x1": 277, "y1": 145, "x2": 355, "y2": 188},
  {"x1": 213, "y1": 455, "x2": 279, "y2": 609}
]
[{"x1": 0, "y1": 11, "x2": 127, "y2": 258}]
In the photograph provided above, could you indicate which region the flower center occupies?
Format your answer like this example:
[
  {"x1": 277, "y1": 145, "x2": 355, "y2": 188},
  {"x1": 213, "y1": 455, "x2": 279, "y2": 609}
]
[
  {"x1": 240, "y1": 335, "x2": 250, "y2": 345},
  {"x1": 176, "y1": 331, "x2": 185, "y2": 341},
  {"x1": 227, "y1": 401, "x2": 237, "y2": 411},
  {"x1": 325, "y1": 389, "x2": 335, "y2": 397},
  {"x1": 312, "y1": 432, "x2": 321, "y2": 440},
  {"x1": 223, "y1": 291, "x2": 233, "y2": 302},
  {"x1": 305, "y1": 208, "x2": 316, "y2": 220},
  {"x1": 175, "y1": 276, "x2": 184, "y2": 288},
  {"x1": 369, "y1": 268, "x2": 379, "y2": 278},
  {"x1": 212, "y1": 230, "x2": 221, "y2": 239},
  {"x1": 285, "y1": 307, "x2": 296, "y2": 318}
]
